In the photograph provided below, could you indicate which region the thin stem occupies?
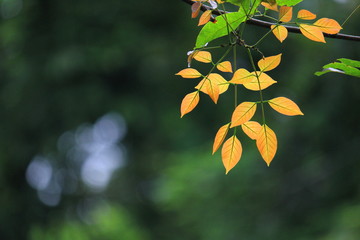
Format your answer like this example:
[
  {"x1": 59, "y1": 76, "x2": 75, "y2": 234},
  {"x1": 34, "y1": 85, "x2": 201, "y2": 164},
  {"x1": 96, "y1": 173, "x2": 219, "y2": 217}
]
[
  {"x1": 251, "y1": 28, "x2": 273, "y2": 47},
  {"x1": 258, "y1": 13, "x2": 278, "y2": 22},
  {"x1": 181, "y1": 0, "x2": 360, "y2": 42},
  {"x1": 246, "y1": 48, "x2": 266, "y2": 125},
  {"x1": 341, "y1": 4, "x2": 359, "y2": 27},
  {"x1": 255, "y1": 100, "x2": 269, "y2": 104},
  {"x1": 196, "y1": 46, "x2": 233, "y2": 91},
  {"x1": 220, "y1": 4, "x2": 233, "y2": 43},
  {"x1": 239, "y1": 0, "x2": 260, "y2": 38},
  {"x1": 233, "y1": 45, "x2": 237, "y2": 108},
  {"x1": 218, "y1": 5, "x2": 238, "y2": 39},
  {"x1": 200, "y1": 44, "x2": 231, "y2": 50}
]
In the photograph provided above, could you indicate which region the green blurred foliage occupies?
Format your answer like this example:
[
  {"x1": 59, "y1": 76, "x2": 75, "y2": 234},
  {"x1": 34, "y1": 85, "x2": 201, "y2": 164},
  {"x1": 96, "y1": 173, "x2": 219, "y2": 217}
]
[
  {"x1": 0, "y1": 0, "x2": 359, "y2": 239},
  {"x1": 29, "y1": 204, "x2": 149, "y2": 240}
]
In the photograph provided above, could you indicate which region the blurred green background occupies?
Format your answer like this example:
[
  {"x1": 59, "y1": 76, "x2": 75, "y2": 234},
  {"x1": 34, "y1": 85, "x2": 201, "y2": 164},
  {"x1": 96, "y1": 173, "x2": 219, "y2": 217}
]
[{"x1": 0, "y1": 0, "x2": 359, "y2": 239}]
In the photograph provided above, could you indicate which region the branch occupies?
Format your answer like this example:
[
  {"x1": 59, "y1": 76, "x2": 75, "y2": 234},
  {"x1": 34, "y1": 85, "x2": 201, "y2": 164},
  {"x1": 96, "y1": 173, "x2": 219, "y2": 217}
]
[{"x1": 181, "y1": 0, "x2": 360, "y2": 42}]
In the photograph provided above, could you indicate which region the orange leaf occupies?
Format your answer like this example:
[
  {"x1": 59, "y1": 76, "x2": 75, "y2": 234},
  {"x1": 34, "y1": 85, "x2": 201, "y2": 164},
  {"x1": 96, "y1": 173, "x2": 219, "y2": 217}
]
[
  {"x1": 195, "y1": 73, "x2": 229, "y2": 94},
  {"x1": 216, "y1": 0, "x2": 225, "y2": 3},
  {"x1": 268, "y1": 97, "x2": 304, "y2": 116},
  {"x1": 299, "y1": 24, "x2": 326, "y2": 43},
  {"x1": 241, "y1": 121, "x2": 262, "y2": 140},
  {"x1": 258, "y1": 54, "x2": 282, "y2": 72},
  {"x1": 314, "y1": 18, "x2": 342, "y2": 34},
  {"x1": 213, "y1": 123, "x2": 230, "y2": 154},
  {"x1": 176, "y1": 68, "x2": 202, "y2": 78},
  {"x1": 191, "y1": 2, "x2": 202, "y2": 18},
  {"x1": 198, "y1": 10, "x2": 212, "y2": 26},
  {"x1": 256, "y1": 124, "x2": 277, "y2": 166},
  {"x1": 297, "y1": 9, "x2": 316, "y2": 20},
  {"x1": 243, "y1": 72, "x2": 277, "y2": 91},
  {"x1": 230, "y1": 102, "x2": 257, "y2": 128},
  {"x1": 205, "y1": 78, "x2": 220, "y2": 103},
  {"x1": 279, "y1": 6, "x2": 292, "y2": 22},
  {"x1": 222, "y1": 135, "x2": 242, "y2": 174},
  {"x1": 261, "y1": 2, "x2": 278, "y2": 11},
  {"x1": 229, "y1": 68, "x2": 255, "y2": 84},
  {"x1": 217, "y1": 61, "x2": 233, "y2": 73},
  {"x1": 193, "y1": 51, "x2": 212, "y2": 63},
  {"x1": 180, "y1": 91, "x2": 200, "y2": 118},
  {"x1": 271, "y1": 25, "x2": 288, "y2": 43}
]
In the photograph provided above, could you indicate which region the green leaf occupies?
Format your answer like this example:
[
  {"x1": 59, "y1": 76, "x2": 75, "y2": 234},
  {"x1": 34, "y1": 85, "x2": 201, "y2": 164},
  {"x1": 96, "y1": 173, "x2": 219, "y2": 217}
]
[
  {"x1": 315, "y1": 59, "x2": 360, "y2": 78},
  {"x1": 195, "y1": 12, "x2": 247, "y2": 49},
  {"x1": 276, "y1": 0, "x2": 303, "y2": 6},
  {"x1": 338, "y1": 58, "x2": 360, "y2": 68},
  {"x1": 226, "y1": 0, "x2": 262, "y2": 15}
]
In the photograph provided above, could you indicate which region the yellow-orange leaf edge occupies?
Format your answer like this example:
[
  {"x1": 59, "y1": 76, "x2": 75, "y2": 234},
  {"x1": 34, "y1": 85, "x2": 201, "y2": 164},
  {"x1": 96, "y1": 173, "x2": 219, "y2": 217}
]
[
  {"x1": 180, "y1": 91, "x2": 200, "y2": 118},
  {"x1": 194, "y1": 51, "x2": 212, "y2": 63},
  {"x1": 314, "y1": 18, "x2": 342, "y2": 34},
  {"x1": 279, "y1": 6, "x2": 292, "y2": 22},
  {"x1": 176, "y1": 68, "x2": 202, "y2": 78},
  {"x1": 258, "y1": 53, "x2": 282, "y2": 72},
  {"x1": 297, "y1": 9, "x2": 316, "y2": 20},
  {"x1": 241, "y1": 121, "x2": 262, "y2": 140},
  {"x1": 256, "y1": 124, "x2": 277, "y2": 166},
  {"x1": 213, "y1": 123, "x2": 230, "y2": 154},
  {"x1": 230, "y1": 102, "x2": 257, "y2": 128},
  {"x1": 217, "y1": 61, "x2": 233, "y2": 73},
  {"x1": 222, "y1": 135, "x2": 242, "y2": 174},
  {"x1": 299, "y1": 24, "x2": 326, "y2": 43},
  {"x1": 198, "y1": 10, "x2": 212, "y2": 26},
  {"x1": 270, "y1": 25, "x2": 288, "y2": 43},
  {"x1": 268, "y1": 97, "x2": 304, "y2": 116}
]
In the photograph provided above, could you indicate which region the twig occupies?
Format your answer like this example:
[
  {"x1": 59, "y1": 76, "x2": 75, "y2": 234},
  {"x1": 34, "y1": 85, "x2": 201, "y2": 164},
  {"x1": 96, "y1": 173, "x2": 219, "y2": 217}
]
[{"x1": 181, "y1": 0, "x2": 360, "y2": 42}]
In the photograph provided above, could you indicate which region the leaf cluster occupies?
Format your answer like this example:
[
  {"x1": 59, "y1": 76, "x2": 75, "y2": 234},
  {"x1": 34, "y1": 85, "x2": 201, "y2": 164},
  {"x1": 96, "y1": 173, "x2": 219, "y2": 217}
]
[{"x1": 177, "y1": 0, "x2": 348, "y2": 174}]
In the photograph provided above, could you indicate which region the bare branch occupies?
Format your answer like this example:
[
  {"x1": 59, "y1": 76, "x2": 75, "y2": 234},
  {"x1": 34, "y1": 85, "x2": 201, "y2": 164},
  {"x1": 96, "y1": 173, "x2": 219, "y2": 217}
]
[{"x1": 181, "y1": 0, "x2": 360, "y2": 42}]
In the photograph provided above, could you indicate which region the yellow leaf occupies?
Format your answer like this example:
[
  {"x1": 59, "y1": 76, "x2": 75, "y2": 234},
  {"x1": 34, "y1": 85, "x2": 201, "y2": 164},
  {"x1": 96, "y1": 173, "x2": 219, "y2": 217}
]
[
  {"x1": 268, "y1": 97, "x2": 304, "y2": 116},
  {"x1": 216, "y1": 0, "x2": 225, "y2": 3},
  {"x1": 314, "y1": 18, "x2": 342, "y2": 34},
  {"x1": 271, "y1": 25, "x2": 288, "y2": 43},
  {"x1": 191, "y1": 2, "x2": 202, "y2": 18},
  {"x1": 258, "y1": 54, "x2": 282, "y2": 72},
  {"x1": 217, "y1": 61, "x2": 233, "y2": 73},
  {"x1": 299, "y1": 24, "x2": 326, "y2": 43},
  {"x1": 198, "y1": 10, "x2": 212, "y2": 26},
  {"x1": 230, "y1": 69, "x2": 254, "y2": 84},
  {"x1": 241, "y1": 121, "x2": 262, "y2": 140},
  {"x1": 193, "y1": 51, "x2": 212, "y2": 63},
  {"x1": 243, "y1": 72, "x2": 277, "y2": 91},
  {"x1": 205, "y1": 78, "x2": 220, "y2": 103},
  {"x1": 261, "y1": 2, "x2": 278, "y2": 12},
  {"x1": 256, "y1": 124, "x2": 277, "y2": 166},
  {"x1": 180, "y1": 91, "x2": 200, "y2": 118},
  {"x1": 297, "y1": 9, "x2": 316, "y2": 20},
  {"x1": 222, "y1": 135, "x2": 242, "y2": 174},
  {"x1": 195, "y1": 73, "x2": 229, "y2": 94},
  {"x1": 230, "y1": 102, "x2": 257, "y2": 128},
  {"x1": 212, "y1": 123, "x2": 230, "y2": 154},
  {"x1": 229, "y1": 68, "x2": 255, "y2": 84},
  {"x1": 176, "y1": 68, "x2": 202, "y2": 78},
  {"x1": 279, "y1": 6, "x2": 292, "y2": 22}
]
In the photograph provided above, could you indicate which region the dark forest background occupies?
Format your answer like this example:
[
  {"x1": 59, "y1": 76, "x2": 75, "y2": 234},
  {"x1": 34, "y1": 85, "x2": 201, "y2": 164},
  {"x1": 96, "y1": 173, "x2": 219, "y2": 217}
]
[{"x1": 0, "y1": 0, "x2": 359, "y2": 239}]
